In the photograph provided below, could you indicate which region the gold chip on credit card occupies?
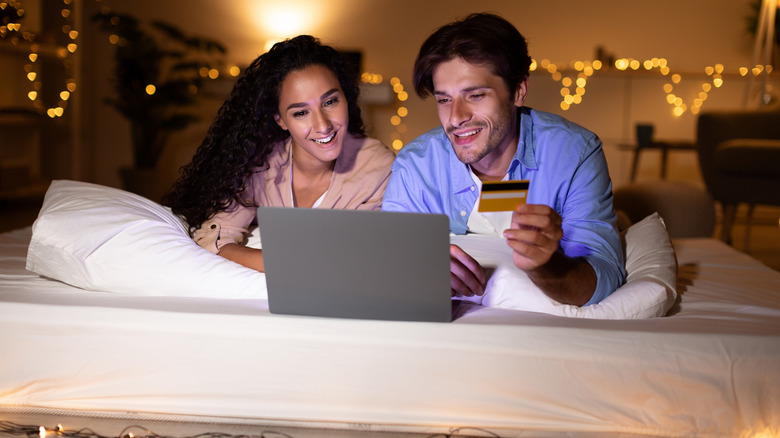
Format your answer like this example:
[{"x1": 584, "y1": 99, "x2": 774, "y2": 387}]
[{"x1": 478, "y1": 180, "x2": 529, "y2": 212}]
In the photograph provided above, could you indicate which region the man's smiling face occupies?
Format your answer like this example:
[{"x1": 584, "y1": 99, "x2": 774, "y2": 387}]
[{"x1": 432, "y1": 57, "x2": 526, "y2": 165}]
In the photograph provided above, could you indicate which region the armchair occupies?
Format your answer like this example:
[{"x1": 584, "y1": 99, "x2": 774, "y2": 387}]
[{"x1": 696, "y1": 109, "x2": 780, "y2": 247}]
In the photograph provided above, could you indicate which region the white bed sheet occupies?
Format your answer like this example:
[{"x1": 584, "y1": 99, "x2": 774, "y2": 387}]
[{"x1": 1, "y1": 227, "x2": 779, "y2": 437}]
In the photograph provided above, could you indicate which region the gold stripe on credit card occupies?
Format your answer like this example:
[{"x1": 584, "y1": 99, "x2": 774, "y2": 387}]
[{"x1": 478, "y1": 180, "x2": 529, "y2": 212}]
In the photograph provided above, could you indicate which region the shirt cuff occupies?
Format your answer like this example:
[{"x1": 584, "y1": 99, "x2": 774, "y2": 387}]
[
  {"x1": 193, "y1": 220, "x2": 247, "y2": 254},
  {"x1": 584, "y1": 255, "x2": 625, "y2": 306}
]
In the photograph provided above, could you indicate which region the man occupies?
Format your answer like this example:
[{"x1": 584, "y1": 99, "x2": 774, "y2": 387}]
[{"x1": 382, "y1": 13, "x2": 625, "y2": 306}]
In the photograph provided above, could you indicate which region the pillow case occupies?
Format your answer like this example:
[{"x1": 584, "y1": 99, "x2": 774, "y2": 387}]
[
  {"x1": 26, "y1": 180, "x2": 267, "y2": 299},
  {"x1": 451, "y1": 212, "x2": 677, "y2": 319}
]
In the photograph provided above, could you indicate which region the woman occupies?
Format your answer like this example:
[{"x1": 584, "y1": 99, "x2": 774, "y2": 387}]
[{"x1": 164, "y1": 35, "x2": 395, "y2": 272}]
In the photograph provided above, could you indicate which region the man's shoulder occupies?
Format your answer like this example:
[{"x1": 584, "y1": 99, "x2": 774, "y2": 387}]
[
  {"x1": 526, "y1": 108, "x2": 599, "y2": 151},
  {"x1": 528, "y1": 108, "x2": 594, "y2": 137},
  {"x1": 395, "y1": 126, "x2": 451, "y2": 161}
]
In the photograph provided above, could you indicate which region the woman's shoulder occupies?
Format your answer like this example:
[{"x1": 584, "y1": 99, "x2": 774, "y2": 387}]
[{"x1": 344, "y1": 134, "x2": 395, "y2": 167}]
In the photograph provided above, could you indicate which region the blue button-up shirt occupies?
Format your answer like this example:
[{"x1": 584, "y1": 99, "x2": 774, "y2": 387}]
[{"x1": 382, "y1": 107, "x2": 626, "y2": 305}]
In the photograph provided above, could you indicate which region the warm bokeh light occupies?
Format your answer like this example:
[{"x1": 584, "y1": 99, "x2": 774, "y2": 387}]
[
  {"x1": 145, "y1": 84, "x2": 156, "y2": 95},
  {"x1": 250, "y1": 2, "x2": 324, "y2": 46}
]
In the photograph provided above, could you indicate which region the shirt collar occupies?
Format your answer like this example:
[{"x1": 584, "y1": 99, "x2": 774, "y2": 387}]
[
  {"x1": 449, "y1": 143, "x2": 474, "y2": 194},
  {"x1": 514, "y1": 107, "x2": 538, "y2": 172}
]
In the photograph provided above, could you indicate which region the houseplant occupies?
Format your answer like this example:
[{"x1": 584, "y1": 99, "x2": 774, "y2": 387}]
[{"x1": 92, "y1": 11, "x2": 226, "y2": 198}]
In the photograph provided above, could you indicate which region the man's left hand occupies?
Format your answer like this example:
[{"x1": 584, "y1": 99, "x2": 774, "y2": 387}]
[{"x1": 502, "y1": 203, "x2": 563, "y2": 271}]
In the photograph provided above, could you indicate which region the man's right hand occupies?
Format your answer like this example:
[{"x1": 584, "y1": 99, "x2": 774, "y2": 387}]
[{"x1": 449, "y1": 244, "x2": 486, "y2": 297}]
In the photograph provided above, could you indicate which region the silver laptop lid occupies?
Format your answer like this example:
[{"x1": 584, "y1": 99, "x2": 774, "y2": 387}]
[{"x1": 256, "y1": 207, "x2": 452, "y2": 322}]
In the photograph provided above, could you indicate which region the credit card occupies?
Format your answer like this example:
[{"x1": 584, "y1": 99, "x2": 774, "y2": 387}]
[{"x1": 478, "y1": 180, "x2": 529, "y2": 212}]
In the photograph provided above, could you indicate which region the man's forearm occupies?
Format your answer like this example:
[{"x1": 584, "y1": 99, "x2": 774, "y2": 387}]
[{"x1": 525, "y1": 251, "x2": 597, "y2": 306}]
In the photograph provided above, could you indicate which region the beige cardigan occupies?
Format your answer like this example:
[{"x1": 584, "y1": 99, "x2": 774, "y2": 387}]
[{"x1": 194, "y1": 134, "x2": 395, "y2": 253}]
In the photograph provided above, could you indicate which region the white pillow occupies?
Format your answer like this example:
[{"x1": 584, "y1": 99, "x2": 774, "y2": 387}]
[
  {"x1": 451, "y1": 212, "x2": 677, "y2": 319},
  {"x1": 26, "y1": 180, "x2": 267, "y2": 299}
]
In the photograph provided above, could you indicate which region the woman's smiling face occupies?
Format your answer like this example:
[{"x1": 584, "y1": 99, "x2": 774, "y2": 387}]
[{"x1": 275, "y1": 64, "x2": 349, "y2": 166}]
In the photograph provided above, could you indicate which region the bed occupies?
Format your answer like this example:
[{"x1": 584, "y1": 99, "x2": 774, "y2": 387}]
[{"x1": 1, "y1": 180, "x2": 779, "y2": 438}]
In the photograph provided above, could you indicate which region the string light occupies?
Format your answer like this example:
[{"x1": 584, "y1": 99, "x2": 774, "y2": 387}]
[
  {"x1": 531, "y1": 57, "x2": 773, "y2": 117},
  {"x1": 96, "y1": 3, "x2": 236, "y2": 99},
  {"x1": 3, "y1": 0, "x2": 78, "y2": 118},
  {"x1": 6, "y1": 2, "x2": 775, "y2": 126},
  {"x1": 388, "y1": 76, "x2": 409, "y2": 150},
  {"x1": 361, "y1": 73, "x2": 410, "y2": 150}
]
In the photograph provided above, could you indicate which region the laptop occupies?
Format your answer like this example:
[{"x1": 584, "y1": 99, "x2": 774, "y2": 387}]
[{"x1": 256, "y1": 207, "x2": 452, "y2": 322}]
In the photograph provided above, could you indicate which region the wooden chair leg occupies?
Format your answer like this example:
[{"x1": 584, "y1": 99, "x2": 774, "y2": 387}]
[
  {"x1": 630, "y1": 149, "x2": 641, "y2": 182},
  {"x1": 720, "y1": 203, "x2": 737, "y2": 245},
  {"x1": 743, "y1": 204, "x2": 755, "y2": 253},
  {"x1": 660, "y1": 145, "x2": 669, "y2": 179}
]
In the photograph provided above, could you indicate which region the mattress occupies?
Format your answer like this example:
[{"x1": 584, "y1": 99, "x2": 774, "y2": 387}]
[{"x1": 1, "y1": 226, "x2": 779, "y2": 437}]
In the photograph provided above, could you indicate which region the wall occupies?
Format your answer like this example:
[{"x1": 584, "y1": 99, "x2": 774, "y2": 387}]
[{"x1": 4, "y1": 0, "x2": 770, "y2": 193}]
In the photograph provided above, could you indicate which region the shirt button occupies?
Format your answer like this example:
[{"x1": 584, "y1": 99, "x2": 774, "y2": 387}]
[
  {"x1": 460, "y1": 210, "x2": 467, "y2": 217},
  {"x1": 470, "y1": 186, "x2": 476, "y2": 191}
]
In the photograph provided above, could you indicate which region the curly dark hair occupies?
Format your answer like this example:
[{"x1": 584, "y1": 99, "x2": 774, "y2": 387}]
[
  {"x1": 413, "y1": 12, "x2": 532, "y2": 99},
  {"x1": 163, "y1": 35, "x2": 366, "y2": 233}
]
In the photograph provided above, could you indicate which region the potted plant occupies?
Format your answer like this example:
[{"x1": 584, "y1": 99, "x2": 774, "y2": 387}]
[{"x1": 92, "y1": 11, "x2": 226, "y2": 199}]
